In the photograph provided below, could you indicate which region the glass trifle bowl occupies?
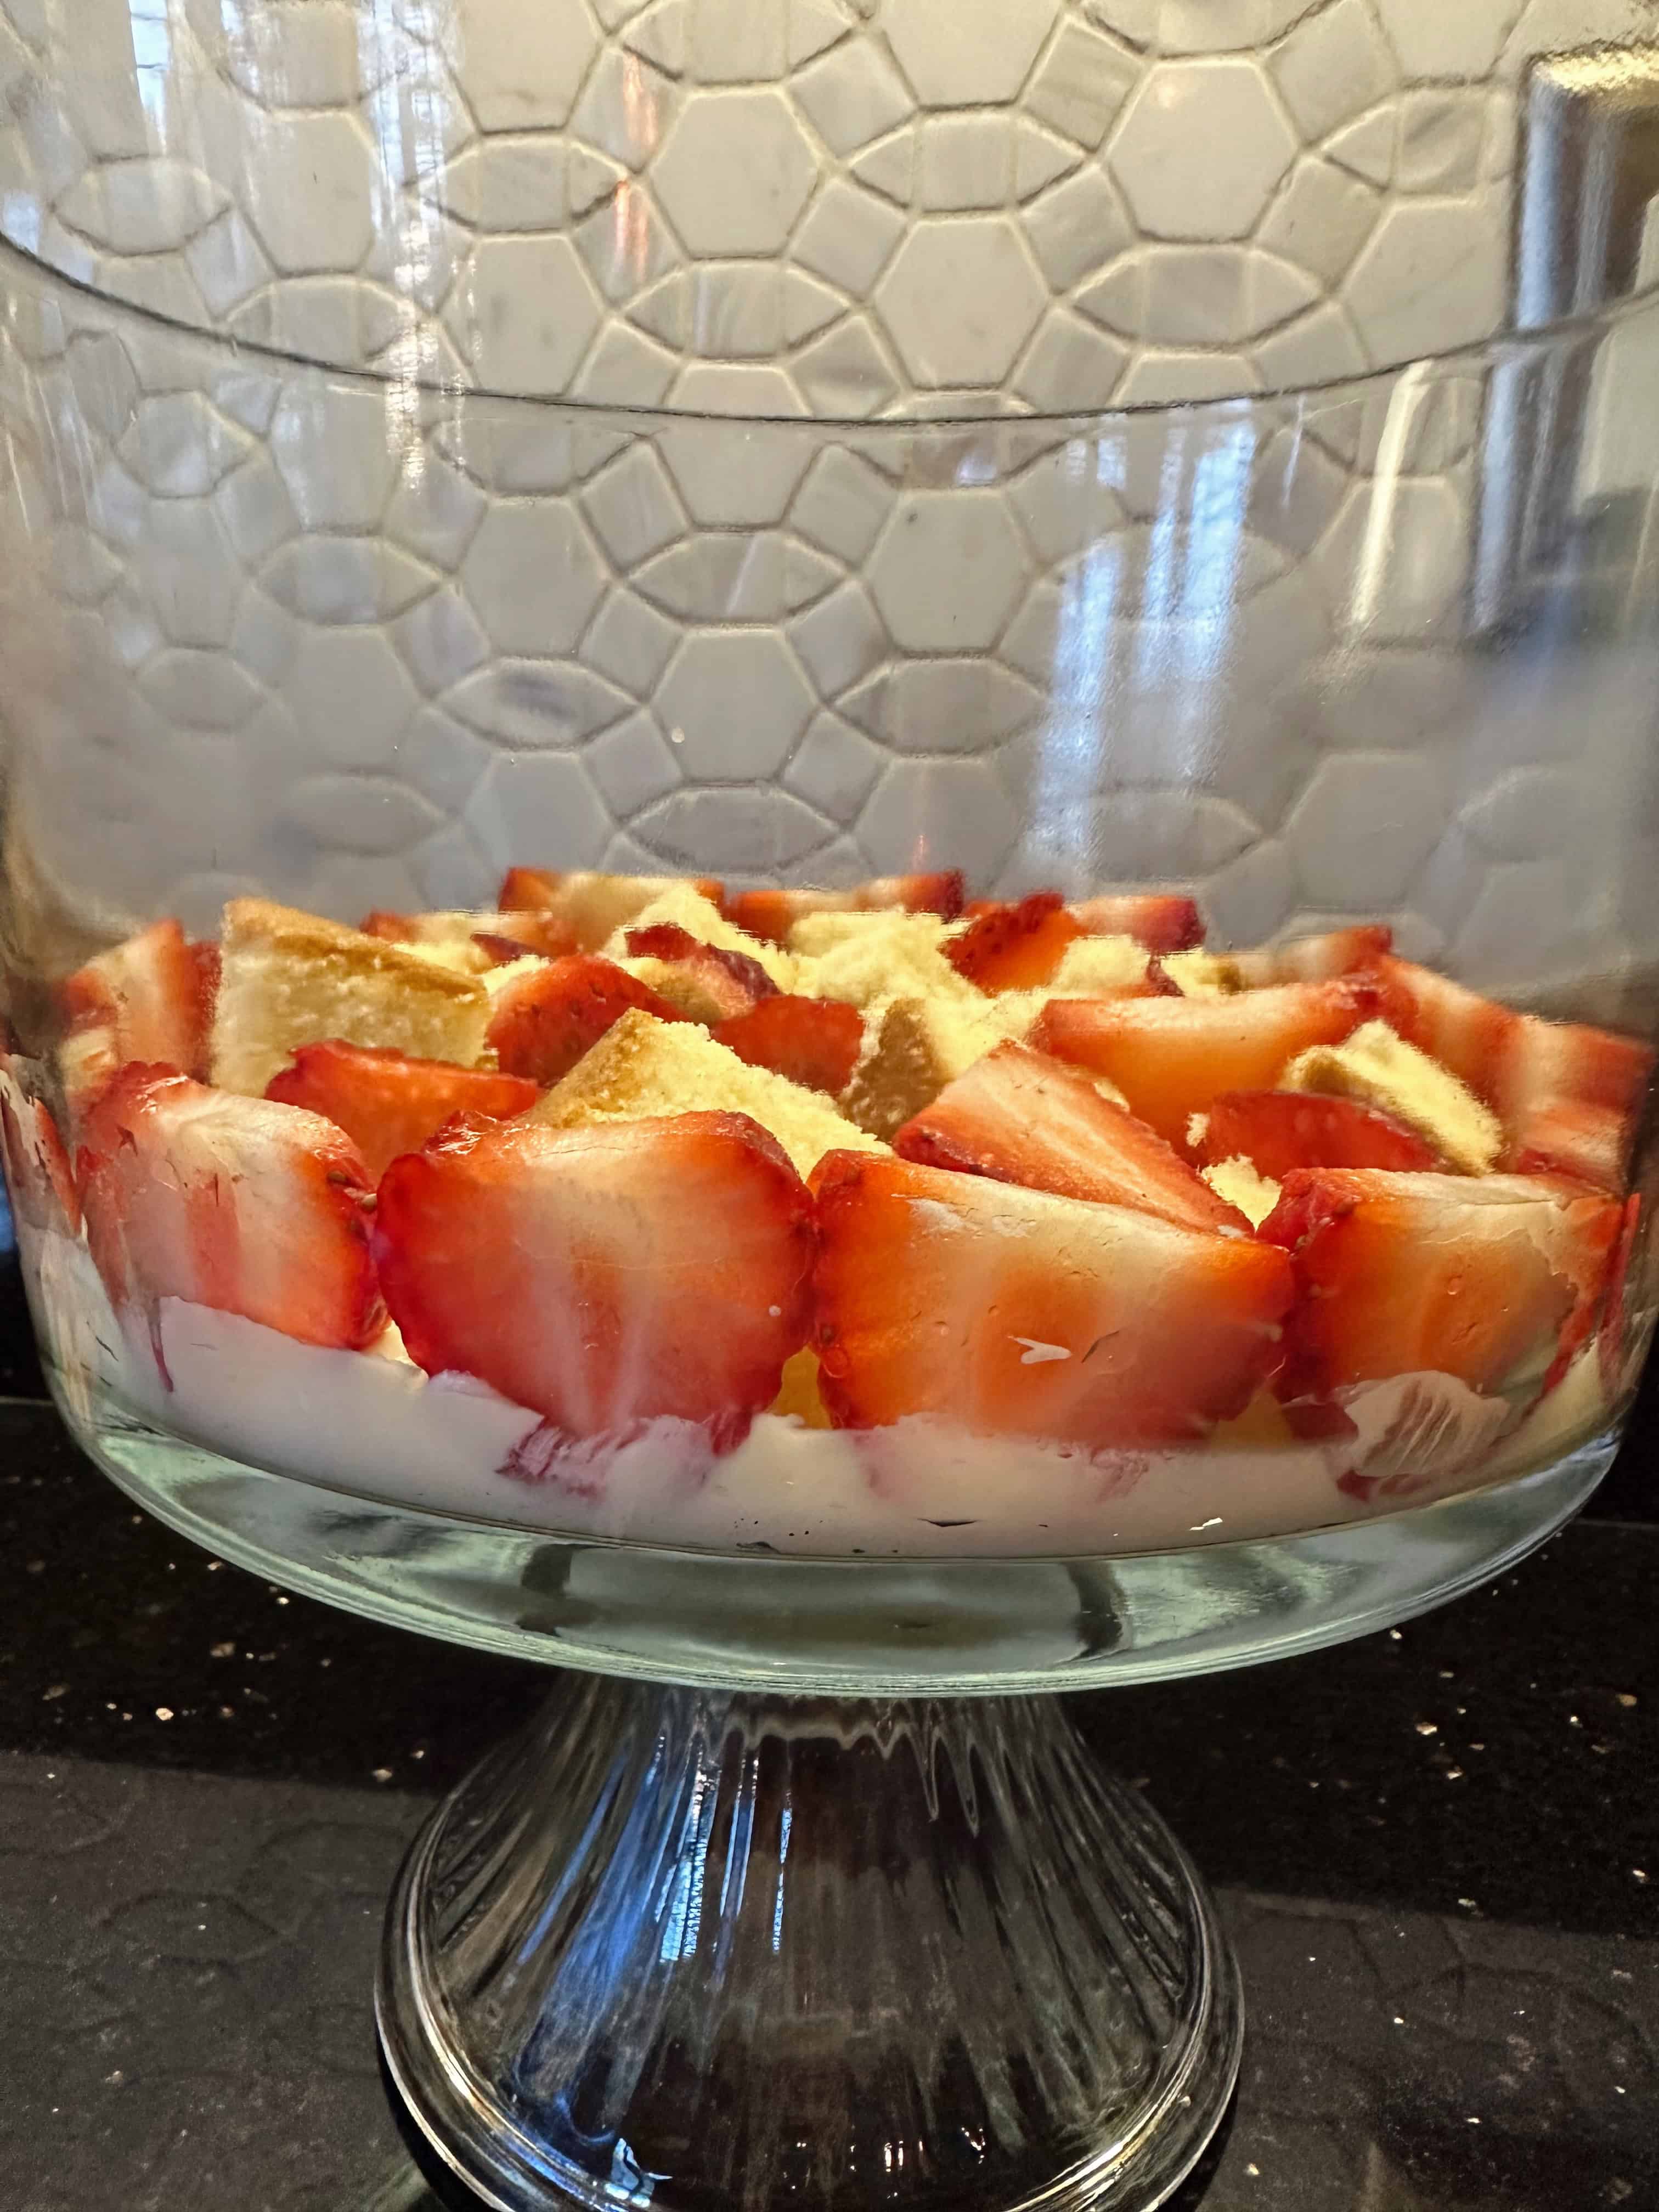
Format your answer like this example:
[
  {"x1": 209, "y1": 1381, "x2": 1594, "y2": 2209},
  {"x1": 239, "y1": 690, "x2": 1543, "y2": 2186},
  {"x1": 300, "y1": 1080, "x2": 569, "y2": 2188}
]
[{"x1": 4, "y1": 0, "x2": 1659, "y2": 2203}]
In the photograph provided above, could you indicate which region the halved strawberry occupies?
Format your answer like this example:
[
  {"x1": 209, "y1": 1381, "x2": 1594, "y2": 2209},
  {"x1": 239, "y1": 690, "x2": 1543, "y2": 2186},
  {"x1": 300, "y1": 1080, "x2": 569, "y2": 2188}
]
[
  {"x1": 1068, "y1": 894, "x2": 1204, "y2": 953},
  {"x1": 1260, "y1": 1167, "x2": 1621, "y2": 1406},
  {"x1": 0, "y1": 1076, "x2": 79, "y2": 1233},
  {"x1": 810, "y1": 1150, "x2": 1293, "y2": 1444},
  {"x1": 265, "y1": 1042, "x2": 537, "y2": 1180},
  {"x1": 724, "y1": 873, "x2": 965, "y2": 946},
  {"x1": 78, "y1": 1065, "x2": 383, "y2": 1350},
  {"x1": 59, "y1": 918, "x2": 212, "y2": 1121},
  {"x1": 1199, "y1": 1089, "x2": 1443, "y2": 1177},
  {"x1": 1228, "y1": 926, "x2": 1392, "y2": 988},
  {"x1": 375, "y1": 1111, "x2": 814, "y2": 1442},
  {"x1": 893, "y1": 1042, "x2": 1248, "y2": 1232},
  {"x1": 1032, "y1": 981, "x2": 1375, "y2": 1148},
  {"x1": 624, "y1": 922, "x2": 776, "y2": 1022},
  {"x1": 945, "y1": 892, "x2": 1084, "y2": 992},
  {"x1": 486, "y1": 957, "x2": 691, "y2": 1086},
  {"x1": 713, "y1": 996, "x2": 864, "y2": 1094},
  {"x1": 1498, "y1": 1015, "x2": 1652, "y2": 1192},
  {"x1": 498, "y1": 869, "x2": 725, "y2": 949}
]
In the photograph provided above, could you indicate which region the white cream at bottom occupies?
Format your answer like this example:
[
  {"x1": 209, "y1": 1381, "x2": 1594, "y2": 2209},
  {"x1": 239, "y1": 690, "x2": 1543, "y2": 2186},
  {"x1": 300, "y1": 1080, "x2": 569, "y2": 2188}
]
[{"x1": 22, "y1": 1226, "x2": 1613, "y2": 1559}]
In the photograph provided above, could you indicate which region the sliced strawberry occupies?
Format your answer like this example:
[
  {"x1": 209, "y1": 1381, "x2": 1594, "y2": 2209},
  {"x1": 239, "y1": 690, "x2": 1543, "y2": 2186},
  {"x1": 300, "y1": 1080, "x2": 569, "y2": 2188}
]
[
  {"x1": 59, "y1": 918, "x2": 212, "y2": 1121},
  {"x1": 1199, "y1": 1088, "x2": 1443, "y2": 1177},
  {"x1": 1260, "y1": 1167, "x2": 1621, "y2": 1406},
  {"x1": 498, "y1": 869, "x2": 725, "y2": 949},
  {"x1": 1498, "y1": 1015, "x2": 1651, "y2": 1192},
  {"x1": 486, "y1": 957, "x2": 691, "y2": 1086},
  {"x1": 893, "y1": 1042, "x2": 1248, "y2": 1233},
  {"x1": 0, "y1": 1076, "x2": 79, "y2": 1233},
  {"x1": 78, "y1": 1065, "x2": 383, "y2": 1350},
  {"x1": 1068, "y1": 894, "x2": 1204, "y2": 953},
  {"x1": 713, "y1": 996, "x2": 864, "y2": 1094},
  {"x1": 1357, "y1": 956, "x2": 1518, "y2": 1103},
  {"x1": 624, "y1": 922, "x2": 776, "y2": 1022},
  {"x1": 724, "y1": 873, "x2": 965, "y2": 946},
  {"x1": 945, "y1": 892, "x2": 1084, "y2": 993},
  {"x1": 375, "y1": 1111, "x2": 814, "y2": 1441},
  {"x1": 265, "y1": 1042, "x2": 537, "y2": 1181},
  {"x1": 1032, "y1": 981, "x2": 1375, "y2": 1148},
  {"x1": 1365, "y1": 956, "x2": 1651, "y2": 1190},
  {"x1": 1228, "y1": 926, "x2": 1392, "y2": 987},
  {"x1": 1598, "y1": 1194, "x2": 1644, "y2": 1397},
  {"x1": 810, "y1": 1150, "x2": 1293, "y2": 1444},
  {"x1": 360, "y1": 908, "x2": 580, "y2": 964}
]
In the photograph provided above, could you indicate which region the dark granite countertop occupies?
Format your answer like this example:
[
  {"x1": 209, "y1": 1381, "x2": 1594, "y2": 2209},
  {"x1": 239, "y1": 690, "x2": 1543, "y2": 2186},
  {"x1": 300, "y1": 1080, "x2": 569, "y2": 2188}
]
[{"x1": 0, "y1": 1195, "x2": 1655, "y2": 2211}]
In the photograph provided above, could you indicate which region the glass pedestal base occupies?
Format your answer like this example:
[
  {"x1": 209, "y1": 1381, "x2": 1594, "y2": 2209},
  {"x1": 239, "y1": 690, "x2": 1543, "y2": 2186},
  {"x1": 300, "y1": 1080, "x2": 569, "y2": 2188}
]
[{"x1": 377, "y1": 1679, "x2": 1242, "y2": 2212}]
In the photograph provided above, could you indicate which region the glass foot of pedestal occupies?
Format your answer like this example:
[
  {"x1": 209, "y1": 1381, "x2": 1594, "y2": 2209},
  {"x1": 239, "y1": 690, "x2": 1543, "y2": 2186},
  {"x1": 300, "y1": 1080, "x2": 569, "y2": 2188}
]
[{"x1": 377, "y1": 1678, "x2": 1242, "y2": 2212}]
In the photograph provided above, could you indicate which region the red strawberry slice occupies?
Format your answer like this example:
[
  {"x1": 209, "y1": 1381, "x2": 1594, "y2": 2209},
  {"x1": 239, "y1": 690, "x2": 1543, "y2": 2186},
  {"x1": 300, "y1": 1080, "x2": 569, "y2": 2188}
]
[
  {"x1": 0, "y1": 1076, "x2": 79, "y2": 1233},
  {"x1": 486, "y1": 957, "x2": 691, "y2": 1086},
  {"x1": 78, "y1": 1065, "x2": 383, "y2": 1350},
  {"x1": 724, "y1": 872, "x2": 965, "y2": 945},
  {"x1": 1498, "y1": 1015, "x2": 1651, "y2": 1192},
  {"x1": 1259, "y1": 1167, "x2": 1621, "y2": 1406},
  {"x1": 374, "y1": 1111, "x2": 814, "y2": 1442},
  {"x1": 1068, "y1": 893, "x2": 1204, "y2": 953},
  {"x1": 1365, "y1": 956, "x2": 1651, "y2": 1190},
  {"x1": 893, "y1": 1041, "x2": 1248, "y2": 1233},
  {"x1": 363, "y1": 909, "x2": 581, "y2": 962},
  {"x1": 1199, "y1": 1089, "x2": 1443, "y2": 1177},
  {"x1": 810, "y1": 1149, "x2": 1293, "y2": 1444},
  {"x1": 498, "y1": 868, "x2": 725, "y2": 949},
  {"x1": 713, "y1": 996, "x2": 864, "y2": 1094},
  {"x1": 265, "y1": 1042, "x2": 537, "y2": 1180},
  {"x1": 1227, "y1": 926, "x2": 1392, "y2": 987},
  {"x1": 1357, "y1": 955, "x2": 1517, "y2": 1103},
  {"x1": 59, "y1": 918, "x2": 213, "y2": 1121},
  {"x1": 624, "y1": 922, "x2": 776, "y2": 1021},
  {"x1": 945, "y1": 892, "x2": 1084, "y2": 992},
  {"x1": 1032, "y1": 981, "x2": 1375, "y2": 1148}
]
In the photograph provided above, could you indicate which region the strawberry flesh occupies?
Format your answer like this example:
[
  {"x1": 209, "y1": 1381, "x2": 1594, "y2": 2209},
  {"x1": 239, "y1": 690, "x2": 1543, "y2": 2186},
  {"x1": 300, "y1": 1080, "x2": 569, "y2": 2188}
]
[
  {"x1": 266, "y1": 1041, "x2": 537, "y2": 1180},
  {"x1": 1259, "y1": 1166, "x2": 1620, "y2": 1406},
  {"x1": 713, "y1": 996, "x2": 864, "y2": 1094},
  {"x1": 725, "y1": 873, "x2": 964, "y2": 945},
  {"x1": 1228, "y1": 926, "x2": 1392, "y2": 986},
  {"x1": 945, "y1": 893, "x2": 1084, "y2": 992},
  {"x1": 78, "y1": 1065, "x2": 384, "y2": 1349},
  {"x1": 60, "y1": 918, "x2": 212, "y2": 1121},
  {"x1": 1068, "y1": 893, "x2": 1204, "y2": 952},
  {"x1": 894, "y1": 1042, "x2": 1248, "y2": 1232},
  {"x1": 486, "y1": 957, "x2": 691, "y2": 1086},
  {"x1": 374, "y1": 1110, "x2": 814, "y2": 1441},
  {"x1": 624, "y1": 922, "x2": 776, "y2": 1020},
  {"x1": 810, "y1": 1149, "x2": 1293, "y2": 1444},
  {"x1": 1033, "y1": 980, "x2": 1376, "y2": 1148},
  {"x1": 1200, "y1": 1088, "x2": 1443, "y2": 1177},
  {"x1": 0, "y1": 1075, "x2": 79, "y2": 1233}
]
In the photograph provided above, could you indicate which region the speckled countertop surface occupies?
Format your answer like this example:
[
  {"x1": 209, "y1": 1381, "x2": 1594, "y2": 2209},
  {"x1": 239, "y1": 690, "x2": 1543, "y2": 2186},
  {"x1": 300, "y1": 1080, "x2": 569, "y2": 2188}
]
[{"x1": 0, "y1": 1198, "x2": 1655, "y2": 2211}]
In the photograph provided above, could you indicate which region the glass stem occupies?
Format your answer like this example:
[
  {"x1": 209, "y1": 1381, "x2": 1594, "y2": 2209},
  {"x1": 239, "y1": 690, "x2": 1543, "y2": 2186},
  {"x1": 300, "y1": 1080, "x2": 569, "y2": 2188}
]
[{"x1": 379, "y1": 1677, "x2": 1241, "y2": 2211}]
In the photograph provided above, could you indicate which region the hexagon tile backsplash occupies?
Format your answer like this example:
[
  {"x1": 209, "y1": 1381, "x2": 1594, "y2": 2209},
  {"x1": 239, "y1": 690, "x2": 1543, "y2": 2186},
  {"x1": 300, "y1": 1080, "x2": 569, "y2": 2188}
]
[{"x1": 0, "y1": 0, "x2": 1656, "y2": 1001}]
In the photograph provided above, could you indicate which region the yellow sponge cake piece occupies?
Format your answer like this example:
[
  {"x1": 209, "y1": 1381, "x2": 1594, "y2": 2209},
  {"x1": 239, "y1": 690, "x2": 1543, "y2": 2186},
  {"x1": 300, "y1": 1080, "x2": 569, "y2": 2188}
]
[
  {"x1": 210, "y1": 899, "x2": 492, "y2": 1097},
  {"x1": 1200, "y1": 1156, "x2": 1282, "y2": 1228},
  {"x1": 1279, "y1": 1019, "x2": 1502, "y2": 1175},
  {"x1": 789, "y1": 910, "x2": 984, "y2": 1013},
  {"x1": 532, "y1": 1009, "x2": 887, "y2": 1178},
  {"x1": 1045, "y1": 933, "x2": 1151, "y2": 995}
]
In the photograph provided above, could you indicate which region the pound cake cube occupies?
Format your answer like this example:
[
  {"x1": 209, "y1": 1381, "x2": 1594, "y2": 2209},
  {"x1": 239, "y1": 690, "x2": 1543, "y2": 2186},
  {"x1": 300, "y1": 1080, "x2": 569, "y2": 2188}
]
[
  {"x1": 532, "y1": 1008, "x2": 885, "y2": 1179},
  {"x1": 211, "y1": 899, "x2": 492, "y2": 1097}
]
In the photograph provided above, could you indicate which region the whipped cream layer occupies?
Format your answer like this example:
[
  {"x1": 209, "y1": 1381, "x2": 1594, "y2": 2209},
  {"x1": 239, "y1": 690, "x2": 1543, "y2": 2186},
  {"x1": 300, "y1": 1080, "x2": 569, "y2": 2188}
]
[{"x1": 19, "y1": 1226, "x2": 1612, "y2": 1559}]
